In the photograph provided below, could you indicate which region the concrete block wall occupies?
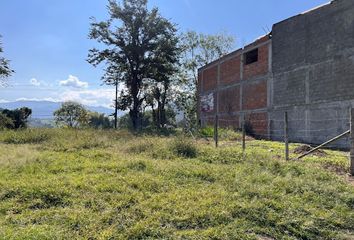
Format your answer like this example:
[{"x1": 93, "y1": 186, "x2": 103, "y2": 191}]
[{"x1": 270, "y1": 0, "x2": 354, "y2": 148}]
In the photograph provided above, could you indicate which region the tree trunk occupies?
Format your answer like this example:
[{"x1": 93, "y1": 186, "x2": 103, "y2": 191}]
[
  {"x1": 114, "y1": 81, "x2": 118, "y2": 129},
  {"x1": 130, "y1": 76, "x2": 140, "y2": 131},
  {"x1": 159, "y1": 86, "x2": 168, "y2": 128}
]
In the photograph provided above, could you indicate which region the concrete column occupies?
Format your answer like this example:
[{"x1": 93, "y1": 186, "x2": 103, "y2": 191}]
[
  {"x1": 239, "y1": 53, "x2": 244, "y2": 129},
  {"x1": 216, "y1": 63, "x2": 220, "y2": 118}
]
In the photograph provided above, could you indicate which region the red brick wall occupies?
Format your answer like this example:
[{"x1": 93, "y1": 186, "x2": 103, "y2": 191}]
[
  {"x1": 204, "y1": 117, "x2": 215, "y2": 127},
  {"x1": 219, "y1": 86, "x2": 240, "y2": 114},
  {"x1": 242, "y1": 80, "x2": 267, "y2": 110},
  {"x1": 244, "y1": 35, "x2": 270, "y2": 49},
  {"x1": 246, "y1": 112, "x2": 268, "y2": 137},
  {"x1": 202, "y1": 66, "x2": 217, "y2": 92},
  {"x1": 219, "y1": 115, "x2": 239, "y2": 129},
  {"x1": 220, "y1": 56, "x2": 240, "y2": 85},
  {"x1": 198, "y1": 36, "x2": 271, "y2": 134},
  {"x1": 243, "y1": 44, "x2": 269, "y2": 80}
]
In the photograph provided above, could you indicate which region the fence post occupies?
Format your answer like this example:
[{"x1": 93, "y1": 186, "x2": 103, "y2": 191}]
[
  {"x1": 214, "y1": 114, "x2": 219, "y2": 148},
  {"x1": 242, "y1": 114, "x2": 246, "y2": 151},
  {"x1": 284, "y1": 112, "x2": 289, "y2": 160},
  {"x1": 350, "y1": 109, "x2": 354, "y2": 176}
]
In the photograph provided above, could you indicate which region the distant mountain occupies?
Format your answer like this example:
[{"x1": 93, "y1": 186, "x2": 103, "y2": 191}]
[{"x1": 0, "y1": 100, "x2": 120, "y2": 119}]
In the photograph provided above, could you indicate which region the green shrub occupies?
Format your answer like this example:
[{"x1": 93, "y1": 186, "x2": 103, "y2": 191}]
[
  {"x1": 48, "y1": 131, "x2": 108, "y2": 152},
  {"x1": 170, "y1": 138, "x2": 198, "y2": 158},
  {"x1": 127, "y1": 140, "x2": 153, "y2": 154},
  {"x1": 199, "y1": 127, "x2": 242, "y2": 141},
  {"x1": 0, "y1": 129, "x2": 51, "y2": 144},
  {"x1": 199, "y1": 126, "x2": 214, "y2": 138}
]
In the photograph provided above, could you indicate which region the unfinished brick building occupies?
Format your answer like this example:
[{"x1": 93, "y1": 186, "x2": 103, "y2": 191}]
[{"x1": 198, "y1": 0, "x2": 354, "y2": 148}]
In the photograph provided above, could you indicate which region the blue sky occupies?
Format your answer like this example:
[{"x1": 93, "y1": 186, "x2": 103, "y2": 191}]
[{"x1": 0, "y1": 0, "x2": 329, "y2": 107}]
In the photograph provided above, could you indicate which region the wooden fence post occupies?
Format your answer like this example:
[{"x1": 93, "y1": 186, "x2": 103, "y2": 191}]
[
  {"x1": 242, "y1": 114, "x2": 246, "y2": 151},
  {"x1": 284, "y1": 112, "x2": 289, "y2": 160},
  {"x1": 350, "y1": 109, "x2": 354, "y2": 176},
  {"x1": 214, "y1": 114, "x2": 219, "y2": 148}
]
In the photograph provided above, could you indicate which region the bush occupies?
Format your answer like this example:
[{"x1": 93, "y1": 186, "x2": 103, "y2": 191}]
[
  {"x1": 170, "y1": 137, "x2": 198, "y2": 158},
  {"x1": 46, "y1": 129, "x2": 109, "y2": 152},
  {"x1": 199, "y1": 126, "x2": 214, "y2": 138},
  {"x1": 0, "y1": 129, "x2": 51, "y2": 144},
  {"x1": 199, "y1": 127, "x2": 242, "y2": 141}
]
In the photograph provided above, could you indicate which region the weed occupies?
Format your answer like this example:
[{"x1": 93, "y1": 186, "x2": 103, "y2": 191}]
[
  {"x1": 170, "y1": 137, "x2": 198, "y2": 158},
  {"x1": 0, "y1": 129, "x2": 51, "y2": 144}
]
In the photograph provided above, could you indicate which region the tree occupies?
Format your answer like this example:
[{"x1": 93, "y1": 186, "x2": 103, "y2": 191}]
[
  {"x1": 0, "y1": 112, "x2": 14, "y2": 130},
  {"x1": 1, "y1": 107, "x2": 32, "y2": 129},
  {"x1": 142, "y1": 32, "x2": 180, "y2": 129},
  {"x1": 54, "y1": 102, "x2": 89, "y2": 128},
  {"x1": 177, "y1": 31, "x2": 235, "y2": 130},
  {"x1": 0, "y1": 35, "x2": 14, "y2": 86},
  {"x1": 88, "y1": 0, "x2": 179, "y2": 131},
  {"x1": 88, "y1": 111, "x2": 112, "y2": 129}
]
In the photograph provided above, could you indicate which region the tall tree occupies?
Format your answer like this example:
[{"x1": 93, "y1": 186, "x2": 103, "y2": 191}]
[
  {"x1": 0, "y1": 35, "x2": 14, "y2": 86},
  {"x1": 88, "y1": 0, "x2": 179, "y2": 131},
  {"x1": 142, "y1": 30, "x2": 179, "y2": 129},
  {"x1": 177, "y1": 31, "x2": 235, "y2": 130}
]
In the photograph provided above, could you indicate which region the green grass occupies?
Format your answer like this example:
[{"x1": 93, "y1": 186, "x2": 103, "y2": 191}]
[{"x1": 0, "y1": 129, "x2": 353, "y2": 239}]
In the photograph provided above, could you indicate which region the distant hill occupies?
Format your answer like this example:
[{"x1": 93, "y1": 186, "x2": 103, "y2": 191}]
[{"x1": 0, "y1": 100, "x2": 119, "y2": 119}]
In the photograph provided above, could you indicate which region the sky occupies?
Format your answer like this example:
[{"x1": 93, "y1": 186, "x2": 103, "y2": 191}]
[{"x1": 0, "y1": 0, "x2": 329, "y2": 108}]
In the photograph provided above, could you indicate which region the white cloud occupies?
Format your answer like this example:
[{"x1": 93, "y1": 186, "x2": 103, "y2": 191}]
[
  {"x1": 59, "y1": 88, "x2": 115, "y2": 108},
  {"x1": 59, "y1": 75, "x2": 88, "y2": 89},
  {"x1": 30, "y1": 78, "x2": 41, "y2": 86},
  {"x1": 0, "y1": 88, "x2": 116, "y2": 108},
  {"x1": 15, "y1": 97, "x2": 60, "y2": 102}
]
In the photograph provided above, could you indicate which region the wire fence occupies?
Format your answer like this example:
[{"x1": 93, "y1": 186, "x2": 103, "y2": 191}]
[
  {"x1": 206, "y1": 111, "x2": 353, "y2": 168},
  {"x1": 209, "y1": 115, "x2": 351, "y2": 141}
]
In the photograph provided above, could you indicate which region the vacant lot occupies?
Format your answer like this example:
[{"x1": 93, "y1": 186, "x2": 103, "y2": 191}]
[{"x1": 0, "y1": 129, "x2": 353, "y2": 239}]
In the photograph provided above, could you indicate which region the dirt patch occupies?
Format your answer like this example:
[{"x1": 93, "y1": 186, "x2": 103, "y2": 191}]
[
  {"x1": 323, "y1": 164, "x2": 348, "y2": 176},
  {"x1": 293, "y1": 144, "x2": 328, "y2": 157}
]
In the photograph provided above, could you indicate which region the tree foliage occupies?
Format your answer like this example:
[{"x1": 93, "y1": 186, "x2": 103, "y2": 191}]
[
  {"x1": 88, "y1": 0, "x2": 179, "y2": 131},
  {"x1": 0, "y1": 107, "x2": 32, "y2": 129},
  {"x1": 177, "y1": 31, "x2": 235, "y2": 130},
  {"x1": 0, "y1": 35, "x2": 14, "y2": 86},
  {"x1": 54, "y1": 102, "x2": 89, "y2": 128},
  {"x1": 0, "y1": 112, "x2": 14, "y2": 130},
  {"x1": 88, "y1": 112, "x2": 112, "y2": 129},
  {"x1": 54, "y1": 102, "x2": 113, "y2": 129}
]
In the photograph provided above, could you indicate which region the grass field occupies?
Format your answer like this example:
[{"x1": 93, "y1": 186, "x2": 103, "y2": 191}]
[{"x1": 0, "y1": 129, "x2": 353, "y2": 239}]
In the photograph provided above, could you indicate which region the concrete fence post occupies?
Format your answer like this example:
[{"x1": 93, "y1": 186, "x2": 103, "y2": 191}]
[
  {"x1": 350, "y1": 109, "x2": 354, "y2": 176},
  {"x1": 284, "y1": 112, "x2": 289, "y2": 160},
  {"x1": 242, "y1": 114, "x2": 246, "y2": 152},
  {"x1": 214, "y1": 114, "x2": 219, "y2": 148}
]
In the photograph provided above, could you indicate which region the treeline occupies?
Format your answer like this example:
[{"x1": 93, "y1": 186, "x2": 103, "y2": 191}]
[
  {"x1": 87, "y1": 0, "x2": 235, "y2": 132},
  {"x1": 53, "y1": 101, "x2": 176, "y2": 131},
  {"x1": 54, "y1": 102, "x2": 112, "y2": 129}
]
